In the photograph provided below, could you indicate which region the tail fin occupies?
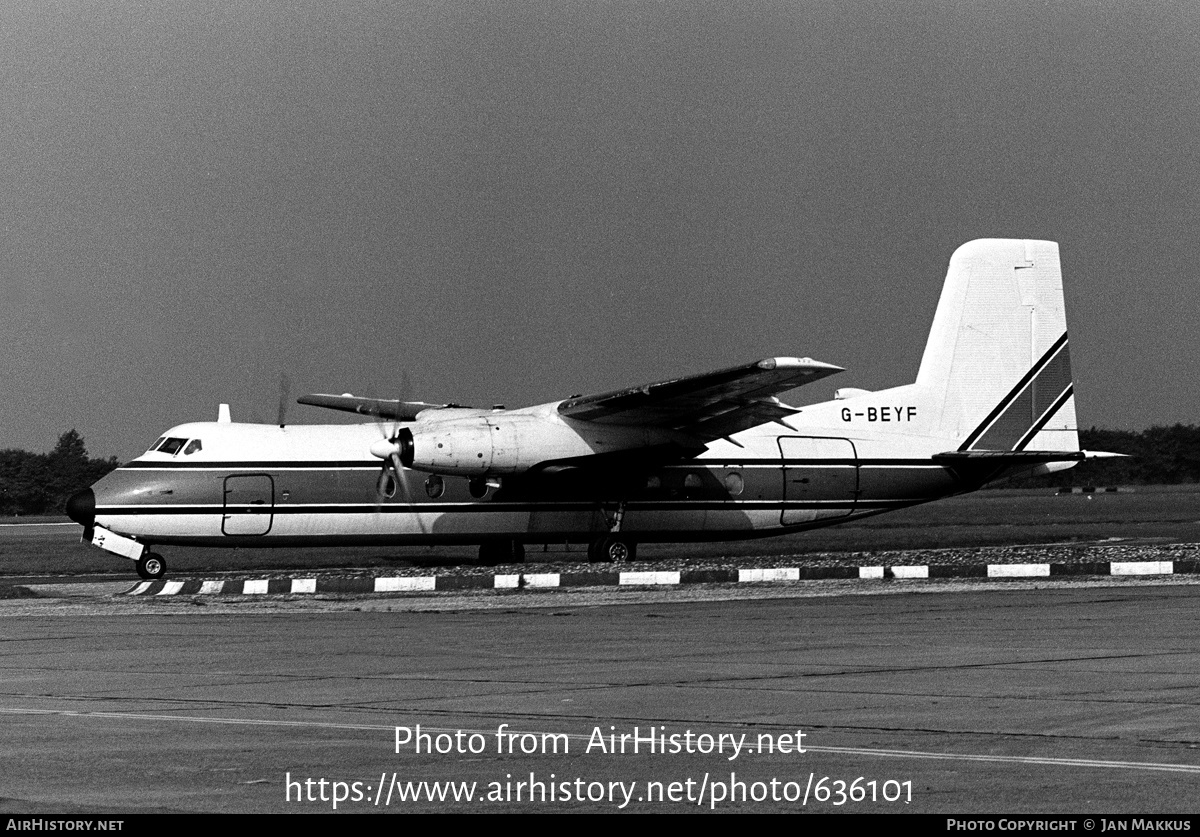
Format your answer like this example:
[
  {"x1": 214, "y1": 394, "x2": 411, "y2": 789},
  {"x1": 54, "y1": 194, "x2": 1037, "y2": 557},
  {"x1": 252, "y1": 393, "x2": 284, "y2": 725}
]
[{"x1": 915, "y1": 239, "x2": 1078, "y2": 452}]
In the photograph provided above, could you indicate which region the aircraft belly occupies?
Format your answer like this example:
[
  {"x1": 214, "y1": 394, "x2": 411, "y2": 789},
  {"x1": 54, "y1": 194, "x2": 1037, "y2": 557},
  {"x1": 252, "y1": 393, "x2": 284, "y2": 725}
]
[
  {"x1": 856, "y1": 462, "x2": 957, "y2": 500},
  {"x1": 96, "y1": 513, "x2": 226, "y2": 540},
  {"x1": 622, "y1": 506, "x2": 771, "y2": 534},
  {"x1": 528, "y1": 508, "x2": 606, "y2": 535},
  {"x1": 268, "y1": 511, "x2": 446, "y2": 538},
  {"x1": 623, "y1": 508, "x2": 708, "y2": 534}
]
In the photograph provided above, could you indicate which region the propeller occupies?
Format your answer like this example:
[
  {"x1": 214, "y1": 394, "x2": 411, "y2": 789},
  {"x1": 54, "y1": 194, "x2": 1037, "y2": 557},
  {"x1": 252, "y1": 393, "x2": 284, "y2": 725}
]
[
  {"x1": 367, "y1": 379, "x2": 427, "y2": 535},
  {"x1": 276, "y1": 372, "x2": 292, "y2": 428}
]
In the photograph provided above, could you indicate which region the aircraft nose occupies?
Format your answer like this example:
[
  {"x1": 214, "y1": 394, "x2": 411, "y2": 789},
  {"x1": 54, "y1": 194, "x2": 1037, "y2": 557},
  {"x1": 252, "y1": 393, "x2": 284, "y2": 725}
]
[{"x1": 66, "y1": 488, "x2": 95, "y2": 526}]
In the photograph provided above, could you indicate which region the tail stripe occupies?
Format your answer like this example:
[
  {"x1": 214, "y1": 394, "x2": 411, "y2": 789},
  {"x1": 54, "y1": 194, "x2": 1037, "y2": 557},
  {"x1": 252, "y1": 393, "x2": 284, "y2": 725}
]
[
  {"x1": 1014, "y1": 384, "x2": 1075, "y2": 451},
  {"x1": 959, "y1": 333, "x2": 1072, "y2": 451}
]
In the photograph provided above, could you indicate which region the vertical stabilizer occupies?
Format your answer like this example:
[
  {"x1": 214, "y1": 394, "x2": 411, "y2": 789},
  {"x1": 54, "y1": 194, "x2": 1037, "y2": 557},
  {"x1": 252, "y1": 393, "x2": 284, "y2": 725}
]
[{"x1": 914, "y1": 239, "x2": 1078, "y2": 451}]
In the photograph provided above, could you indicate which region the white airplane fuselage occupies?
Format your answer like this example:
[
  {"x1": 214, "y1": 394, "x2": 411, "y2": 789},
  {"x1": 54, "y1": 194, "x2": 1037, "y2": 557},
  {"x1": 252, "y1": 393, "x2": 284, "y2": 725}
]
[
  {"x1": 77, "y1": 382, "x2": 1058, "y2": 550},
  {"x1": 67, "y1": 239, "x2": 1089, "y2": 574}
]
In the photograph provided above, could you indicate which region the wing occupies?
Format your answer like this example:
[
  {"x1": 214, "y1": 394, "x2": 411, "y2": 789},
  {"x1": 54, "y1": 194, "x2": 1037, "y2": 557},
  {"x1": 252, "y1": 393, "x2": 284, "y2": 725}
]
[
  {"x1": 558, "y1": 357, "x2": 842, "y2": 440},
  {"x1": 296, "y1": 394, "x2": 453, "y2": 421}
]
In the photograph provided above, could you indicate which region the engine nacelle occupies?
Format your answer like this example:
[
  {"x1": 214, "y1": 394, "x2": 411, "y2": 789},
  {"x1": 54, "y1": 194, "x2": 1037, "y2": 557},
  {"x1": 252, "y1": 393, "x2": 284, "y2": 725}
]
[{"x1": 392, "y1": 412, "x2": 681, "y2": 476}]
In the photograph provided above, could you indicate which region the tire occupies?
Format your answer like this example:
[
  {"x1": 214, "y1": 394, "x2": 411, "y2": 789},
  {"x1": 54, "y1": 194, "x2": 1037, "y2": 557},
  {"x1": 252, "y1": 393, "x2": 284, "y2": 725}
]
[
  {"x1": 137, "y1": 552, "x2": 166, "y2": 580},
  {"x1": 589, "y1": 537, "x2": 634, "y2": 563}
]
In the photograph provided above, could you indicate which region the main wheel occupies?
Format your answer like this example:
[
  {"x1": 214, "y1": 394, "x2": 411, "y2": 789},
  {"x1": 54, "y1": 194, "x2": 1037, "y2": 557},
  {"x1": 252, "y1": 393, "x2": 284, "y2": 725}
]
[
  {"x1": 588, "y1": 537, "x2": 635, "y2": 563},
  {"x1": 137, "y1": 552, "x2": 167, "y2": 580}
]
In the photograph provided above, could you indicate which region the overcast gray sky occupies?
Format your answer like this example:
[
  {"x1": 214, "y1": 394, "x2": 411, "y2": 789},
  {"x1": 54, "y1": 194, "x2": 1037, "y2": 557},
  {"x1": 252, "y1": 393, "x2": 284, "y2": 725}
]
[{"x1": 2, "y1": 0, "x2": 1197, "y2": 460}]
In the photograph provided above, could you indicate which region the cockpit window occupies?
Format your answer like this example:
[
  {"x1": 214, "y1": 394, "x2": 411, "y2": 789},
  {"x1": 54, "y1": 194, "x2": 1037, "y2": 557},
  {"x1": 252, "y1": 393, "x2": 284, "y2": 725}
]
[
  {"x1": 156, "y1": 437, "x2": 188, "y2": 455},
  {"x1": 147, "y1": 437, "x2": 166, "y2": 453},
  {"x1": 183, "y1": 439, "x2": 202, "y2": 455}
]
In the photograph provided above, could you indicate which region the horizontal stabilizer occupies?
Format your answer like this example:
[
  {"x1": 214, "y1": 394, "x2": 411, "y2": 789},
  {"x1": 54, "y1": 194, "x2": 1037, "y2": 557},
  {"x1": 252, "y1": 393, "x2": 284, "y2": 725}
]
[
  {"x1": 934, "y1": 449, "x2": 1127, "y2": 488},
  {"x1": 935, "y1": 450, "x2": 1085, "y2": 464},
  {"x1": 935, "y1": 450, "x2": 1127, "y2": 464}
]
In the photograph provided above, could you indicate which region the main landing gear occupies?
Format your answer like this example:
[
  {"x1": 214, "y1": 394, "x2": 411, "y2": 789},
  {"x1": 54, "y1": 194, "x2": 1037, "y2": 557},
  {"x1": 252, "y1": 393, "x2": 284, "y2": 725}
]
[
  {"x1": 136, "y1": 552, "x2": 167, "y2": 580},
  {"x1": 588, "y1": 500, "x2": 635, "y2": 563},
  {"x1": 588, "y1": 536, "x2": 636, "y2": 564}
]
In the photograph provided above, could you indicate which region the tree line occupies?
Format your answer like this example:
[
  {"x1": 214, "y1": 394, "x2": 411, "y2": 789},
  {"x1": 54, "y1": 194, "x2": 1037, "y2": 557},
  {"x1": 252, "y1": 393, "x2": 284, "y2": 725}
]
[
  {"x1": 1, "y1": 431, "x2": 119, "y2": 516},
  {"x1": 1, "y1": 425, "x2": 1198, "y2": 516},
  {"x1": 1040, "y1": 425, "x2": 1200, "y2": 487}
]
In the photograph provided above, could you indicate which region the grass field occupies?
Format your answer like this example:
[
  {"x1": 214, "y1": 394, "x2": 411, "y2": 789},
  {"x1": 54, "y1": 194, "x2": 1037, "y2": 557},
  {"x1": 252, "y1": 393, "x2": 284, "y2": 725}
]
[{"x1": 2, "y1": 485, "x2": 1198, "y2": 577}]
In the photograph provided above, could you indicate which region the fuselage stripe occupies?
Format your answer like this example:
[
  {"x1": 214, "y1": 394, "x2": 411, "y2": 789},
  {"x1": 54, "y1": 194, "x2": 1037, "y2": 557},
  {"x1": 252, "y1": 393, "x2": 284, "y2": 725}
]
[
  {"x1": 117, "y1": 458, "x2": 951, "y2": 472},
  {"x1": 95, "y1": 498, "x2": 925, "y2": 516}
]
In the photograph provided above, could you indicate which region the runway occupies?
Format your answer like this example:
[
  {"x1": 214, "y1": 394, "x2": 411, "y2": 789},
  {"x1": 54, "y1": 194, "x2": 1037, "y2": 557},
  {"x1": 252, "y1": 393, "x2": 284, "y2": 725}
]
[{"x1": 1, "y1": 579, "x2": 1198, "y2": 813}]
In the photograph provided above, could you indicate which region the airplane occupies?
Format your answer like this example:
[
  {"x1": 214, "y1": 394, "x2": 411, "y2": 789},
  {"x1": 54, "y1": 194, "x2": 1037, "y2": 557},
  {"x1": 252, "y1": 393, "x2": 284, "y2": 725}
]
[{"x1": 66, "y1": 239, "x2": 1114, "y2": 580}]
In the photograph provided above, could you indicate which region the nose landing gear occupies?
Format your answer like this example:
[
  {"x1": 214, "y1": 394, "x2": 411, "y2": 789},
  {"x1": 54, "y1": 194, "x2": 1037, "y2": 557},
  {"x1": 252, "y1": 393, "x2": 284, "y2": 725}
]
[{"x1": 136, "y1": 552, "x2": 167, "y2": 580}]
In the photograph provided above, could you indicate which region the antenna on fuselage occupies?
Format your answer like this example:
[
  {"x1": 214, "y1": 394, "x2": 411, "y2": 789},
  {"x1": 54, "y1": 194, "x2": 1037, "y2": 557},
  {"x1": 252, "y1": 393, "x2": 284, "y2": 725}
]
[{"x1": 218, "y1": 404, "x2": 232, "y2": 424}]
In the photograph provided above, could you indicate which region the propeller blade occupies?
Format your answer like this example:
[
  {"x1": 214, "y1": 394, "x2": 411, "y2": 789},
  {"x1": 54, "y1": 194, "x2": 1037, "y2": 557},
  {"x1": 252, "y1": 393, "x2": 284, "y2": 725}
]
[
  {"x1": 392, "y1": 451, "x2": 428, "y2": 535},
  {"x1": 276, "y1": 373, "x2": 292, "y2": 428},
  {"x1": 371, "y1": 449, "x2": 428, "y2": 535},
  {"x1": 372, "y1": 446, "x2": 399, "y2": 514}
]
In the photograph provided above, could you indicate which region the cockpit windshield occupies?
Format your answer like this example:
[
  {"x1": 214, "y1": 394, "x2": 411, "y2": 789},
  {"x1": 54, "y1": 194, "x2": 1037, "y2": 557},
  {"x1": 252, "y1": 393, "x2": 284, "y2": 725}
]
[
  {"x1": 156, "y1": 437, "x2": 188, "y2": 455},
  {"x1": 148, "y1": 437, "x2": 203, "y2": 456}
]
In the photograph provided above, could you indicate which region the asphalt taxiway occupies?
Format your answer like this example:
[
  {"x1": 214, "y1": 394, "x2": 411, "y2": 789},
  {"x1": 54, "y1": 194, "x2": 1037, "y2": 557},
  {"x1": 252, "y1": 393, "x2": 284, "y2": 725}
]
[{"x1": 1, "y1": 578, "x2": 1198, "y2": 813}]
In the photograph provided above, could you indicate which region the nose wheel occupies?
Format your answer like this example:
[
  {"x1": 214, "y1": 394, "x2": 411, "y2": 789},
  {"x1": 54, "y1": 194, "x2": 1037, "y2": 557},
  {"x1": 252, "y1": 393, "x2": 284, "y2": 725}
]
[{"x1": 136, "y1": 552, "x2": 167, "y2": 580}]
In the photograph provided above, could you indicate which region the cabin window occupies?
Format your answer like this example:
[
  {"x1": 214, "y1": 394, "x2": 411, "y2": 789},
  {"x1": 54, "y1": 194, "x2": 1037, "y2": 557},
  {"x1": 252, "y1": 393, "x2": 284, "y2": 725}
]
[
  {"x1": 425, "y1": 475, "x2": 444, "y2": 499},
  {"x1": 683, "y1": 472, "x2": 704, "y2": 490},
  {"x1": 183, "y1": 439, "x2": 202, "y2": 455},
  {"x1": 157, "y1": 438, "x2": 187, "y2": 455},
  {"x1": 724, "y1": 471, "x2": 745, "y2": 496}
]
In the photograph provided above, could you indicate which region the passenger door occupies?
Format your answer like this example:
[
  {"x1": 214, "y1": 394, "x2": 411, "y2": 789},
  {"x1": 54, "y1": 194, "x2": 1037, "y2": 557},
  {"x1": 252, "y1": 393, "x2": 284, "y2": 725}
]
[
  {"x1": 222, "y1": 474, "x2": 275, "y2": 536},
  {"x1": 778, "y1": 437, "x2": 858, "y2": 525}
]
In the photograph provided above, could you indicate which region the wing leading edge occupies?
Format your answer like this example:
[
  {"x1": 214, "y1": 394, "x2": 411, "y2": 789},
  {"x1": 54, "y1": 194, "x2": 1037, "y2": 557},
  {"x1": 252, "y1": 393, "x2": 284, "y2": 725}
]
[{"x1": 558, "y1": 357, "x2": 842, "y2": 441}]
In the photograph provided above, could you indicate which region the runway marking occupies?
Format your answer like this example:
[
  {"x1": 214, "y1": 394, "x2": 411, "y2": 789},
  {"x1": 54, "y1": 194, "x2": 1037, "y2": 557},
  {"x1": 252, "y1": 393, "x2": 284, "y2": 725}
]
[
  {"x1": 0, "y1": 706, "x2": 389, "y2": 733},
  {"x1": 811, "y1": 744, "x2": 1200, "y2": 774},
  {"x1": 3, "y1": 706, "x2": 1198, "y2": 774},
  {"x1": 0, "y1": 522, "x2": 77, "y2": 527}
]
